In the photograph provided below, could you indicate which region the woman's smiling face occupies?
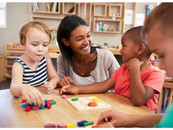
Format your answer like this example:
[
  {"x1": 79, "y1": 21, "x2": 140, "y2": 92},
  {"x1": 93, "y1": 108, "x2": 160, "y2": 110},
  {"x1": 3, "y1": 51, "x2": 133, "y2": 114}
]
[{"x1": 67, "y1": 25, "x2": 92, "y2": 56}]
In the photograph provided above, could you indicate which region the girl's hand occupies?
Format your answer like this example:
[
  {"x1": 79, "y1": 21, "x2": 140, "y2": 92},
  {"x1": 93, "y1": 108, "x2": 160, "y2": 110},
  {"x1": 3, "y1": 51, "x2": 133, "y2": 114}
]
[
  {"x1": 59, "y1": 85, "x2": 79, "y2": 95},
  {"x1": 58, "y1": 76, "x2": 78, "y2": 87},
  {"x1": 44, "y1": 82, "x2": 54, "y2": 94},
  {"x1": 21, "y1": 85, "x2": 45, "y2": 107}
]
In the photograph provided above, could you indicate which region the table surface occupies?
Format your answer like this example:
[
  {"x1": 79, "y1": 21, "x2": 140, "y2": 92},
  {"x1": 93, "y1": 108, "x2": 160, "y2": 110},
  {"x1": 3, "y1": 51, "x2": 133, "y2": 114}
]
[{"x1": 0, "y1": 87, "x2": 152, "y2": 128}]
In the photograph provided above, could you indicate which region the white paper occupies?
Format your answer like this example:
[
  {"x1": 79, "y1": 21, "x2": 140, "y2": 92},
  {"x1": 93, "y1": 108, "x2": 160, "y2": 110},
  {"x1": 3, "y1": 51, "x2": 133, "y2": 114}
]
[
  {"x1": 125, "y1": 10, "x2": 133, "y2": 25},
  {"x1": 135, "y1": 13, "x2": 145, "y2": 27}
]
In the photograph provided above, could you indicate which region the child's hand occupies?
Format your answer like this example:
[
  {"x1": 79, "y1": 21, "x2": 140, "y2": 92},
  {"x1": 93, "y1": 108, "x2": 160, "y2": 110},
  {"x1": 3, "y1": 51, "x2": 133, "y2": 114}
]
[
  {"x1": 21, "y1": 85, "x2": 45, "y2": 107},
  {"x1": 97, "y1": 110, "x2": 130, "y2": 127},
  {"x1": 44, "y1": 82, "x2": 54, "y2": 94},
  {"x1": 97, "y1": 123, "x2": 114, "y2": 128},
  {"x1": 59, "y1": 85, "x2": 79, "y2": 95},
  {"x1": 125, "y1": 58, "x2": 143, "y2": 70},
  {"x1": 58, "y1": 76, "x2": 78, "y2": 87}
]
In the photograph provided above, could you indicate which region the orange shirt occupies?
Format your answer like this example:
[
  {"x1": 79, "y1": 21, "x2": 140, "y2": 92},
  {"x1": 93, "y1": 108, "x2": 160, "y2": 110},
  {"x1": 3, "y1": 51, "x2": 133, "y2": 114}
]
[{"x1": 112, "y1": 64, "x2": 164, "y2": 112}]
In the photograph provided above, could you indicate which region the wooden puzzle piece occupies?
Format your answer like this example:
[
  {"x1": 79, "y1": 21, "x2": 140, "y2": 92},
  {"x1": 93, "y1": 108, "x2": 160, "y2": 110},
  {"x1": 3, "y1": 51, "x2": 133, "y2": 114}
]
[{"x1": 67, "y1": 96, "x2": 111, "y2": 110}]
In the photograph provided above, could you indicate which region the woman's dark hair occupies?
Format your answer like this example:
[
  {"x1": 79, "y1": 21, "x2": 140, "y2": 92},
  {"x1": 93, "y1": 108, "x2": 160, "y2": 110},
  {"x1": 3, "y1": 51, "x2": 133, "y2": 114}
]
[{"x1": 57, "y1": 15, "x2": 88, "y2": 63}]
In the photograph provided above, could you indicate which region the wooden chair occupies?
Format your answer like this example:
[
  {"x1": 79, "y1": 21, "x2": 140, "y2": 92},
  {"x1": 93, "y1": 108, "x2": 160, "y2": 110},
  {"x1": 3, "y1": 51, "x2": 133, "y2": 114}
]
[{"x1": 156, "y1": 81, "x2": 173, "y2": 113}]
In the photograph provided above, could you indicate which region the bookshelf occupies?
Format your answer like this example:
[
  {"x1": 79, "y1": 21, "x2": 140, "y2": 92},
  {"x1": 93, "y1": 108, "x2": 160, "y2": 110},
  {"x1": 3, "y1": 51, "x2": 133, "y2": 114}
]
[
  {"x1": 30, "y1": 2, "x2": 125, "y2": 34},
  {"x1": 92, "y1": 3, "x2": 125, "y2": 34}
]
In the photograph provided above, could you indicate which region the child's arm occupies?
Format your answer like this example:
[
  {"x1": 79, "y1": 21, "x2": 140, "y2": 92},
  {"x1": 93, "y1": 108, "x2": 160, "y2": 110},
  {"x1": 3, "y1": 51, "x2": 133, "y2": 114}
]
[
  {"x1": 97, "y1": 110, "x2": 163, "y2": 127},
  {"x1": 59, "y1": 77, "x2": 116, "y2": 95},
  {"x1": 126, "y1": 58, "x2": 155, "y2": 106},
  {"x1": 44, "y1": 54, "x2": 60, "y2": 94},
  {"x1": 10, "y1": 62, "x2": 44, "y2": 107}
]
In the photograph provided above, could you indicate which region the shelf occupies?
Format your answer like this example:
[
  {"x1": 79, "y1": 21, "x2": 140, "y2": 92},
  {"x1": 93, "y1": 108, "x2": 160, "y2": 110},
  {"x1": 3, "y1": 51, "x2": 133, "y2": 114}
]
[
  {"x1": 6, "y1": 56, "x2": 21, "y2": 59},
  {"x1": 5, "y1": 73, "x2": 11, "y2": 78},
  {"x1": 93, "y1": 30, "x2": 121, "y2": 34},
  {"x1": 6, "y1": 65, "x2": 12, "y2": 68},
  {"x1": 31, "y1": 3, "x2": 60, "y2": 14},
  {"x1": 32, "y1": 16, "x2": 64, "y2": 20},
  {"x1": 62, "y1": 2, "x2": 76, "y2": 15},
  {"x1": 48, "y1": 46, "x2": 60, "y2": 53},
  {"x1": 93, "y1": 3, "x2": 107, "y2": 17},
  {"x1": 32, "y1": 11, "x2": 60, "y2": 15},
  {"x1": 102, "y1": 48, "x2": 121, "y2": 55},
  {"x1": 93, "y1": 18, "x2": 122, "y2": 33},
  {"x1": 77, "y1": 3, "x2": 92, "y2": 28},
  {"x1": 109, "y1": 4, "x2": 122, "y2": 18}
]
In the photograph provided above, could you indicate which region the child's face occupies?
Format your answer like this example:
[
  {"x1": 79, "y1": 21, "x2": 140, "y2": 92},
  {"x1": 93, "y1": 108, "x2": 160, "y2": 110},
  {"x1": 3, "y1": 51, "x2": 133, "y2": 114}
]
[
  {"x1": 120, "y1": 33, "x2": 139, "y2": 63},
  {"x1": 24, "y1": 27, "x2": 50, "y2": 62},
  {"x1": 148, "y1": 23, "x2": 173, "y2": 77},
  {"x1": 67, "y1": 25, "x2": 91, "y2": 55}
]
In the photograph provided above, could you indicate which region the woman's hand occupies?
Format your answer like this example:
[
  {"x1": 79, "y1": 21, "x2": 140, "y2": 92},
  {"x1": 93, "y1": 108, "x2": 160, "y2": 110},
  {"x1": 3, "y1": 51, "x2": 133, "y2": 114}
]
[{"x1": 58, "y1": 76, "x2": 78, "y2": 87}]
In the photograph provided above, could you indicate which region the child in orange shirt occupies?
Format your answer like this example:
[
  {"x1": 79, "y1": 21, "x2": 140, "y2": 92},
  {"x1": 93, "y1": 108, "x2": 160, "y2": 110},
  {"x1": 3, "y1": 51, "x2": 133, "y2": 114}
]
[
  {"x1": 60, "y1": 26, "x2": 164, "y2": 111},
  {"x1": 97, "y1": 3, "x2": 173, "y2": 128}
]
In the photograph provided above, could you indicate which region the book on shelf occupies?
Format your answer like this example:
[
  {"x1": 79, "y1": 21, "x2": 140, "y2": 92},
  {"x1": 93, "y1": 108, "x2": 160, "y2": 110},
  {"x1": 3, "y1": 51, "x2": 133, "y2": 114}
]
[
  {"x1": 32, "y1": 3, "x2": 39, "y2": 11},
  {"x1": 52, "y1": 2, "x2": 59, "y2": 12}
]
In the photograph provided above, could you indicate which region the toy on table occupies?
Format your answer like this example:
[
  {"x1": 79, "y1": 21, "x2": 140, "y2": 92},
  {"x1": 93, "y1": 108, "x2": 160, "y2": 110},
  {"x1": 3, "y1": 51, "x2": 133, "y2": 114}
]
[
  {"x1": 44, "y1": 120, "x2": 96, "y2": 128},
  {"x1": 61, "y1": 95, "x2": 67, "y2": 99},
  {"x1": 67, "y1": 96, "x2": 111, "y2": 110},
  {"x1": 21, "y1": 99, "x2": 56, "y2": 112},
  {"x1": 88, "y1": 102, "x2": 97, "y2": 107}
]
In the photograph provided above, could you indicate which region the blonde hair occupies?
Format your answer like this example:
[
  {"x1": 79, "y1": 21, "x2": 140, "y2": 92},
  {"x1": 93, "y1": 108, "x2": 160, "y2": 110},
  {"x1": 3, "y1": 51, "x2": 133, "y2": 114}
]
[
  {"x1": 19, "y1": 21, "x2": 51, "y2": 45},
  {"x1": 143, "y1": 3, "x2": 173, "y2": 42}
]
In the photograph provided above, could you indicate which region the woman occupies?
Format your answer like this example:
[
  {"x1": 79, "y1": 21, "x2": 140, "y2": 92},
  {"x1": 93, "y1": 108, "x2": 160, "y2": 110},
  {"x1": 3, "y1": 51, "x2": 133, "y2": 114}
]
[{"x1": 57, "y1": 15, "x2": 120, "y2": 87}]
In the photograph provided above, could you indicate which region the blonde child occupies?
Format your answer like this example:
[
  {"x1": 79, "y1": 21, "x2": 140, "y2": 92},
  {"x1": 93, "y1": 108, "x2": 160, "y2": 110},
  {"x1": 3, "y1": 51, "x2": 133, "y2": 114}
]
[
  {"x1": 10, "y1": 21, "x2": 59, "y2": 107},
  {"x1": 60, "y1": 26, "x2": 164, "y2": 112},
  {"x1": 97, "y1": 3, "x2": 173, "y2": 128}
]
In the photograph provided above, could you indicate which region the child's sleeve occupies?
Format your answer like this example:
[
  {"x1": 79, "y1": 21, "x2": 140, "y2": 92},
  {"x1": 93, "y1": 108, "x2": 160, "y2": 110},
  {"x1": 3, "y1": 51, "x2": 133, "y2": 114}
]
[{"x1": 143, "y1": 70, "x2": 164, "y2": 94}]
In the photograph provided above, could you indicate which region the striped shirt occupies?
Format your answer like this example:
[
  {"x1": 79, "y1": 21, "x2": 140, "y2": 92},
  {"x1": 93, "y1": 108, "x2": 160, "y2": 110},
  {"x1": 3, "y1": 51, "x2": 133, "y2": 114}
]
[{"x1": 14, "y1": 57, "x2": 48, "y2": 87}]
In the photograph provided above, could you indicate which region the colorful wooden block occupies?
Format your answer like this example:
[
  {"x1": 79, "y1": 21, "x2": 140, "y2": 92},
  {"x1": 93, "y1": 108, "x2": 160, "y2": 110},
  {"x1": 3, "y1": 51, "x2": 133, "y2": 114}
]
[
  {"x1": 88, "y1": 102, "x2": 97, "y2": 107},
  {"x1": 50, "y1": 101, "x2": 56, "y2": 105},
  {"x1": 71, "y1": 97, "x2": 78, "y2": 101},
  {"x1": 21, "y1": 99, "x2": 27, "y2": 103},
  {"x1": 31, "y1": 106, "x2": 40, "y2": 110},
  {"x1": 77, "y1": 120, "x2": 88, "y2": 127},
  {"x1": 44, "y1": 123, "x2": 56, "y2": 128},
  {"x1": 40, "y1": 104, "x2": 45, "y2": 109},
  {"x1": 22, "y1": 103, "x2": 30, "y2": 108},
  {"x1": 57, "y1": 123, "x2": 67, "y2": 128},
  {"x1": 46, "y1": 101, "x2": 51, "y2": 109},
  {"x1": 62, "y1": 95, "x2": 67, "y2": 99},
  {"x1": 92, "y1": 124, "x2": 98, "y2": 128},
  {"x1": 92, "y1": 97, "x2": 102, "y2": 102},
  {"x1": 83, "y1": 121, "x2": 94, "y2": 127},
  {"x1": 67, "y1": 122, "x2": 74, "y2": 128},
  {"x1": 25, "y1": 106, "x2": 31, "y2": 112}
]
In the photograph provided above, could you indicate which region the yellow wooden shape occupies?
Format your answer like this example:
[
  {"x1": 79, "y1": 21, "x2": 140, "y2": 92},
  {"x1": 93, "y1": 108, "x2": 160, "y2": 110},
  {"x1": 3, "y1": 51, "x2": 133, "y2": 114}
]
[
  {"x1": 67, "y1": 122, "x2": 73, "y2": 128},
  {"x1": 92, "y1": 97, "x2": 102, "y2": 102}
]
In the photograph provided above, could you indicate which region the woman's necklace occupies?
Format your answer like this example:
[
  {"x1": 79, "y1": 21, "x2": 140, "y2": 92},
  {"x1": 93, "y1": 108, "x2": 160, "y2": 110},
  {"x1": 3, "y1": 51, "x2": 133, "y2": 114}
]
[{"x1": 74, "y1": 57, "x2": 90, "y2": 76}]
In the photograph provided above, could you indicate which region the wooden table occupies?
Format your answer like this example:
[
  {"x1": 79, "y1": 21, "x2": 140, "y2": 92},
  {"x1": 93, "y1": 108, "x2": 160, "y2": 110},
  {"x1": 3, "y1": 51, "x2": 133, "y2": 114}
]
[{"x1": 0, "y1": 87, "x2": 152, "y2": 128}]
